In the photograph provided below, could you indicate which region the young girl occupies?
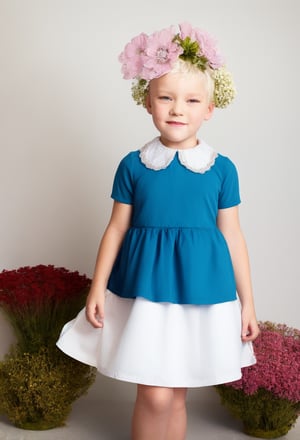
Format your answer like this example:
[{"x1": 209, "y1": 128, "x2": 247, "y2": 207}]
[{"x1": 57, "y1": 23, "x2": 259, "y2": 440}]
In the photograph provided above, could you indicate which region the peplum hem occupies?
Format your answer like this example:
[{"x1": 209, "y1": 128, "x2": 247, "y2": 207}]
[{"x1": 108, "y1": 226, "x2": 237, "y2": 305}]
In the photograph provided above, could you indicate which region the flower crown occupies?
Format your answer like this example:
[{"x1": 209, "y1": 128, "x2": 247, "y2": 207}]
[{"x1": 119, "y1": 23, "x2": 236, "y2": 109}]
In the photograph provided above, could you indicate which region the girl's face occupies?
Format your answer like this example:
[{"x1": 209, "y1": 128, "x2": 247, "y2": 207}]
[{"x1": 146, "y1": 71, "x2": 214, "y2": 150}]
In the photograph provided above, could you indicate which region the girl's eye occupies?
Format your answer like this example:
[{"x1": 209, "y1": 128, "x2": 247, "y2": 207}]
[
  {"x1": 158, "y1": 96, "x2": 172, "y2": 101},
  {"x1": 188, "y1": 99, "x2": 200, "y2": 103}
]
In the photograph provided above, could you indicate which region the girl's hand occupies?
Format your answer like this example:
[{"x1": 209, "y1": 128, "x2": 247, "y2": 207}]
[
  {"x1": 241, "y1": 306, "x2": 260, "y2": 342},
  {"x1": 85, "y1": 291, "x2": 106, "y2": 328}
]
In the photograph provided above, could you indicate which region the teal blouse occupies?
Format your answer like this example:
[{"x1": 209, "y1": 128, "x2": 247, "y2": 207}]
[{"x1": 108, "y1": 138, "x2": 240, "y2": 305}]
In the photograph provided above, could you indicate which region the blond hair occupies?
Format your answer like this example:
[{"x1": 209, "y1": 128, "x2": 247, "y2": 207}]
[{"x1": 169, "y1": 59, "x2": 215, "y2": 103}]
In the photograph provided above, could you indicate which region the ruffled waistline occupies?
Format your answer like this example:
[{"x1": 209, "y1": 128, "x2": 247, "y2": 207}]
[{"x1": 108, "y1": 226, "x2": 237, "y2": 305}]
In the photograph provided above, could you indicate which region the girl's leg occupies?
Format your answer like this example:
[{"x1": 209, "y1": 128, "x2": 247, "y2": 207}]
[
  {"x1": 166, "y1": 388, "x2": 188, "y2": 440},
  {"x1": 131, "y1": 385, "x2": 174, "y2": 440},
  {"x1": 131, "y1": 385, "x2": 187, "y2": 440}
]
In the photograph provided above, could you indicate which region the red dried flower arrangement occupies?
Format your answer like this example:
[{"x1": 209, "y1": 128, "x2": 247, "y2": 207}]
[
  {"x1": 0, "y1": 265, "x2": 96, "y2": 430},
  {"x1": 0, "y1": 264, "x2": 91, "y2": 352}
]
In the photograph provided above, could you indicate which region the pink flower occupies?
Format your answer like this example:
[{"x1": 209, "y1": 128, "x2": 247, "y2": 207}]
[
  {"x1": 179, "y1": 22, "x2": 224, "y2": 69},
  {"x1": 142, "y1": 27, "x2": 183, "y2": 80},
  {"x1": 179, "y1": 22, "x2": 197, "y2": 40},
  {"x1": 195, "y1": 29, "x2": 224, "y2": 68},
  {"x1": 119, "y1": 23, "x2": 226, "y2": 84},
  {"x1": 118, "y1": 33, "x2": 148, "y2": 79}
]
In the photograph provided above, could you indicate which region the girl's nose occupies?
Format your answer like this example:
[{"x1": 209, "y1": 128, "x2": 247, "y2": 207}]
[{"x1": 169, "y1": 102, "x2": 183, "y2": 116}]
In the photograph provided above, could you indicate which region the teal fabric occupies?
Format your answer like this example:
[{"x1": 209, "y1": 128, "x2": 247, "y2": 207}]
[{"x1": 107, "y1": 148, "x2": 240, "y2": 305}]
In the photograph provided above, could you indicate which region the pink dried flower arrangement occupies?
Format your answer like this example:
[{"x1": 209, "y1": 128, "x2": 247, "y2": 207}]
[
  {"x1": 215, "y1": 321, "x2": 300, "y2": 438},
  {"x1": 228, "y1": 321, "x2": 300, "y2": 402}
]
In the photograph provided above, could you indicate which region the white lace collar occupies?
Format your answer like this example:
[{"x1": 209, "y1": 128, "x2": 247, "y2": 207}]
[{"x1": 139, "y1": 137, "x2": 218, "y2": 174}]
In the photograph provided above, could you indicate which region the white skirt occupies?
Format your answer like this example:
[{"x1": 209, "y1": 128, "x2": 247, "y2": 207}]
[{"x1": 56, "y1": 291, "x2": 256, "y2": 388}]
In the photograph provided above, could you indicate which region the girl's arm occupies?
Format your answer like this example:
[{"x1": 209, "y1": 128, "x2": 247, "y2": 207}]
[
  {"x1": 86, "y1": 201, "x2": 132, "y2": 328},
  {"x1": 217, "y1": 206, "x2": 260, "y2": 342}
]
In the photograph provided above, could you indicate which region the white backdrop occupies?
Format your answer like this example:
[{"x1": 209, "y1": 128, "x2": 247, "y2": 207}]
[{"x1": 0, "y1": 0, "x2": 299, "y2": 401}]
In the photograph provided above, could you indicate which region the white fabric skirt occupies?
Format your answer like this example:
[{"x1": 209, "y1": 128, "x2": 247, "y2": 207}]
[{"x1": 56, "y1": 291, "x2": 256, "y2": 388}]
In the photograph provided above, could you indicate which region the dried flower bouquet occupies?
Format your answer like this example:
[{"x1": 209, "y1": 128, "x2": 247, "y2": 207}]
[
  {"x1": 215, "y1": 321, "x2": 300, "y2": 438},
  {"x1": 0, "y1": 265, "x2": 96, "y2": 430}
]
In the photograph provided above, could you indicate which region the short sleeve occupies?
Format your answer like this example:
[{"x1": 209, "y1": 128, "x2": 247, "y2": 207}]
[
  {"x1": 111, "y1": 153, "x2": 134, "y2": 204},
  {"x1": 218, "y1": 157, "x2": 241, "y2": 209}
]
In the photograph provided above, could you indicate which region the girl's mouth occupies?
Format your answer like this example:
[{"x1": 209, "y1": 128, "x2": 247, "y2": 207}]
[{"x1": 166, "y1": 121, "x2": 186, "y2": 126}]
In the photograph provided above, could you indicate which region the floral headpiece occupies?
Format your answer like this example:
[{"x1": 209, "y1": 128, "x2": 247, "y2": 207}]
[{"x1": 119, "y1": 23, "x2": 236, "y2": 108}]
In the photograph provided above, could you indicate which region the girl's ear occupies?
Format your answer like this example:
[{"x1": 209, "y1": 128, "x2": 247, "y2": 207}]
[
  {"x1": 145, "y1": 93, "x2": 152, "y2": 114},
  {"x1": 204, "y1": 102, "x2": 215, "y2": 121}
]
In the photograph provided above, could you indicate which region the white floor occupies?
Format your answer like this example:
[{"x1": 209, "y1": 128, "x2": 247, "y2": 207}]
[{"x1": 0, "y1": 382, "x2": 299, "y2": 440}]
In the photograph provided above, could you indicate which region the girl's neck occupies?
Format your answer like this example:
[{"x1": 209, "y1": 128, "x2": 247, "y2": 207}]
[{"x1": 159, "y1": 137, "x2": 199, "y2": 150}]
